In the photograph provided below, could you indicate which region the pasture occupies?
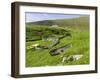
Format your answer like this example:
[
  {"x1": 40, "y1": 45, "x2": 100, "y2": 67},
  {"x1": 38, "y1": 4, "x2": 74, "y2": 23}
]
[{"x1": 25, "y1": 16, "x2": 90, "y2": 67}]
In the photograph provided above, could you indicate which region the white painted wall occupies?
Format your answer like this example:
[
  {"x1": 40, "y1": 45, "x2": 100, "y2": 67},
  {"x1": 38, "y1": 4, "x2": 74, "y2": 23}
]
[{"x1": 0, "y1": 0, "x2": 100, "y2": 80}]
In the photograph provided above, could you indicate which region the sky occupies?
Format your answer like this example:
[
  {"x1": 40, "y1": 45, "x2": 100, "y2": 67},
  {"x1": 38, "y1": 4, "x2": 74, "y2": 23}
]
[{"x1": 25, "y1": 12, "x2": 83, "y2": 23}]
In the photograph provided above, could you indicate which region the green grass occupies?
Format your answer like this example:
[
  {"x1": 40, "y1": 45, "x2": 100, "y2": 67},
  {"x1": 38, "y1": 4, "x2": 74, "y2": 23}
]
[
  {"x1": 26, "y1": 24, "x2": 89, "y2": 67},
  {"x1": 25, "y1": 16, "x2": 90, "y2": 67}
]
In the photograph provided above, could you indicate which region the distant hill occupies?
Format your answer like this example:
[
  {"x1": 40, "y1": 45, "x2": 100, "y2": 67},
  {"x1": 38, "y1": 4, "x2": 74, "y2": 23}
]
[
  {"x1": 54, "y1": 16, "x2": 89, "y2": 27},
  {"x1": 27, "y1": 20, "x2": 54, "y2": 26},
  {"x1": 27, "y1": 16, "x2": 89, "y2": 30}
]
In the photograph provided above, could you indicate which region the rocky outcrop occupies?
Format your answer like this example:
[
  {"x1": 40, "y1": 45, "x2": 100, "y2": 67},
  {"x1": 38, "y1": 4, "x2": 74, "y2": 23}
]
[{"x1": 49, "y1": 44, "x2": 72, "y2": 56}]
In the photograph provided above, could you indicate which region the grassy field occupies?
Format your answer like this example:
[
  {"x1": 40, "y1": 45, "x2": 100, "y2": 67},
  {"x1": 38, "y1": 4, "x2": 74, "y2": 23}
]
[{"x1": 26, "y1": 16, "x2": 89, "y2": 67}]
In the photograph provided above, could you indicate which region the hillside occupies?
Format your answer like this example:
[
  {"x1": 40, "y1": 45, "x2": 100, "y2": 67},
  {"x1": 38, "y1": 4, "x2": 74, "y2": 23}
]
[
  {"x1": 27, "y1": 16, "x2": 89, "y2": 30},
  {"x1": 25, "y1": 15, "x2": 89, "y2": 67}
]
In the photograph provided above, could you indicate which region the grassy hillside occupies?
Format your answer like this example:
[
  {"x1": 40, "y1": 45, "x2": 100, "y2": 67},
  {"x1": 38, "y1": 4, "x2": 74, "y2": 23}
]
[
  {"x1": 53, "y1": 16, "x2": 89, "y2": 30},
  {"x1": 27, "y1": 16, "x2": 89, "y2": 30},
  {"x1": 26, "y1": 24, "x2": 71, "y2": 41},
  {"x1": 26, "y1": 16, "x2": 89, "y2": 67}
]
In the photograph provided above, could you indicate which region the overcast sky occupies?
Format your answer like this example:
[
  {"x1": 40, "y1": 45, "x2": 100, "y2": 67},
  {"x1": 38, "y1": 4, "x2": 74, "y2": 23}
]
[{"x1": 25, "y1": 12, "x2": 83, "y2": 23}]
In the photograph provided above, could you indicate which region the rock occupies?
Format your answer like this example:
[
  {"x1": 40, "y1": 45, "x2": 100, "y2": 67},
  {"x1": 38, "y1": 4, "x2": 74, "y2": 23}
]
[
  {"x1": 49, "y1": 44, "x2": 72, "y2": 56},
  {"x1": 62, "y1": 56, "x2": 67, "y2": 63},
  {"x1": 61, "y1": 54, "x2": 83, "y2": 63},
  {"x1": 70, "y1": 54, "x2": 83, "y2": 61}
]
